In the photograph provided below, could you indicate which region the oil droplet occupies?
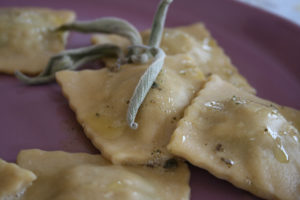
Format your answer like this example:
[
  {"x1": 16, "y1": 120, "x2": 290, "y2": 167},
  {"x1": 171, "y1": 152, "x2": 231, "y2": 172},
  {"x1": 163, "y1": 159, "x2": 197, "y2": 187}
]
[
  {"x1": 204, "y1": 101, "x2": 224, "y2": 111},
  {"x1": 289, "y1": 126, "x2": 300, "y2": 143},
  {"x1": 85, "y1": 114, "x2": 125, "y2": 139},
  {"x1": 273, "y1": 144, "x2": 289, "y2": 163},
  {"x1": 181, "y1": 135, "x2": 186, "y2": 143},
  {"x1": 265, "y1": 111, "x2": 292, "y2": 163},
  {"x1": 231, "y1": 95, "x2": 246, "y2": 105}
]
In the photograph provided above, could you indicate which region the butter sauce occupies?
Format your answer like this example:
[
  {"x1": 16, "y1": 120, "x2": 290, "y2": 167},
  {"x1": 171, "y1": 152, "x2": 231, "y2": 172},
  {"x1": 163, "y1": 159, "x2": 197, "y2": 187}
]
[
  {"x1": 85, "y1": 114, "x2": 125, "y2": 140},
  {"x1": 203, "y1": 95, "x2": 297, "y2": 164},
  {"x1": 0, "y1": 8, "x2": 75, "y2": 74},
  {"x1": 265, "y1": 112, "x2": 291, "y2": 163},
  {"x1": 17, "y1": 150, "x2": 191, "y2": 200},
  {"x1": 0, "y1": 9, "x2": 67, "y2": 53}
]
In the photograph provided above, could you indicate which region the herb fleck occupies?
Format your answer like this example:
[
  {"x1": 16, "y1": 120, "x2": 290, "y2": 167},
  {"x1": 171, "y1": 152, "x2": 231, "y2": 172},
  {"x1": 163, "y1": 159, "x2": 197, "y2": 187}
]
[
  {"x1": 221, "y1": 157, "x2": 234, "y2": 168},
  {"x1": 146, "y1": 164, "x2": 154, "y2": 168},
  {"x1": 216, "y1": 144, "x2": 224, "y2": 152},
  {"x1": 151, "y1": 149, "x2": 162, "y2": 155},
  {"x1": 171, "y1": 116, "x2": 177, "y2": 124},
  {"x1": 163, "y1": 159, "x2": 178, "y2": 169}
]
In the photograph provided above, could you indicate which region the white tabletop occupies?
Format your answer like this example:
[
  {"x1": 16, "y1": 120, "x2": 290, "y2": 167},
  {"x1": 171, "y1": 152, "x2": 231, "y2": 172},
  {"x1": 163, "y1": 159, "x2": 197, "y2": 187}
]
[{"x1": 237, "y1": 0, "x2": 300, "y2": 26}]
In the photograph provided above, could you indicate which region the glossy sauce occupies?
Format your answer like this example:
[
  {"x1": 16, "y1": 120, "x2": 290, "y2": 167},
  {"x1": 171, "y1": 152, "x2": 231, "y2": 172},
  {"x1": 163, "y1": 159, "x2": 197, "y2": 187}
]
[
  {"x1": 85, "y1": 113, "x2": 125, "y2": 140},
  {"x1": 0, "y1": 8, "x2": 75, "y2": 74}
]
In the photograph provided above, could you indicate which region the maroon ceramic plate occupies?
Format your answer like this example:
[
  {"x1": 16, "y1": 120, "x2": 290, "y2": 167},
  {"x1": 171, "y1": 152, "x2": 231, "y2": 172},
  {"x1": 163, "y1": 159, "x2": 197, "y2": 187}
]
[{"x1": 1, "y1": 0, "x2": 299, "y2": 199}]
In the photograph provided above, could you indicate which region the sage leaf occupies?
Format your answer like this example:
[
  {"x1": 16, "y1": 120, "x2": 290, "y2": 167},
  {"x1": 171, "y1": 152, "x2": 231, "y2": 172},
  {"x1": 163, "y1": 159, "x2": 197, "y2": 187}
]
[{"x1": 127, "y1": 48, "x2": 166, "y2": 129}]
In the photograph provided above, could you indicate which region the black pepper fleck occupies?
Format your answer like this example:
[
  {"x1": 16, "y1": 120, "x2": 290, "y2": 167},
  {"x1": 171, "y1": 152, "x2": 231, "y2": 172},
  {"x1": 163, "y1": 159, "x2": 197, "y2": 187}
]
[
  {"x1": 151, "y1": 82, "x2": 162, "y2": 91},
  {"x1": 216, "y1": 144, "x2": 224, "y2": 152},
  {"x1": 151, "y1": 82, "x2": 159, "y2": 89}
]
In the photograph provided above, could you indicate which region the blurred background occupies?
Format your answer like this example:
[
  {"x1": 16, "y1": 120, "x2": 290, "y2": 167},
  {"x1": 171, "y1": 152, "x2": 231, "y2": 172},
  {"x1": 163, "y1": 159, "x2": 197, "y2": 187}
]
[{"x1": 237, "y1": 0, "x2": 300, "y2": 25}]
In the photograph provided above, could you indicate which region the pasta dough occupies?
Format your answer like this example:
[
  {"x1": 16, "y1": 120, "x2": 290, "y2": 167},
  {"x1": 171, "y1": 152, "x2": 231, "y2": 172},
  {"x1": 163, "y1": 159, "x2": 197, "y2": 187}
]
[
  {"x1": 167, "y1": 75, "x2": 300, "y2": 200},
  {"x1": 0, "y1": 159, "x2": 36, "y2": 200},
  {"x1": 17, "y1": 149, "x2": 190, "y2": 200},
  {"x1": 56, "y1": 54, "x2": 204, "y2": 165},
  {"x1": 92, "y1": 23, "x2": 255, "y2": 93},
  {"x1": 0, "y1": 7, "x2": 75, "y2": 74}
]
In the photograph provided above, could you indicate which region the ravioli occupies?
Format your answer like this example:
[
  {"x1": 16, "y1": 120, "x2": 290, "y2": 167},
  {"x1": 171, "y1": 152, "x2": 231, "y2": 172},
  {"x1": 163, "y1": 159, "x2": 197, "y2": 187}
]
[
  {"x1": 92, "y1": 23, "x2": 255, "y2": 93},
  {"x1": 0, "y1": 159, "x2": 36, "y2": 200},
  {"x1": 0, "y1": 8, "x2": 75, "y2": 74},
  {"x1": 17, "y1": 149, "x2": 190, "y2": 200},
  {"x1": 56, "y1": 54, "x2": 205, "y2": 165},
  {"x1": 167, "y1": 75, "x2": 300, "y2": 200}
]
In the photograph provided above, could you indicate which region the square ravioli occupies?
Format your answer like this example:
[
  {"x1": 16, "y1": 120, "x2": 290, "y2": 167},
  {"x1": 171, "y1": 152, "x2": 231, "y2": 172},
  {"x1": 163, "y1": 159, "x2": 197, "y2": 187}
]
[
  {"x1": 17, "y1": 149, "x2": 190, "y2": 200},
  {"x1": 56, "y1": 54, "x2": 205, "y2": 165},
  {"x1": 92, "y1": 23, "x2": 255, "y2": 94},
  {"x1": 0, "y1": 158, "x2": 36, "y2": 200},
  {"x1": 0, "y1": 7, "x2": 75, "y2": 74},
  {"x1": 167, "y1": 75, "x2": 300, "y2": 200}
]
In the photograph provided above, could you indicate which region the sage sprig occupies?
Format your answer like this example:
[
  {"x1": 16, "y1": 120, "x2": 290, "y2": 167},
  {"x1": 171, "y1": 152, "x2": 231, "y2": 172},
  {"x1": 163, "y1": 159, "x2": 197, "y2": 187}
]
[
  {"x1": 126, "y1": 0, "x2": 173, "y2": 129},
  {"x1": 15, "y1": 0, "x2": 173, "y2": 130},
  {"x1": 57, "y1": 17, "x2": 142, "y2": 46},
  {"x1": 16, "y1": 44, "x2": 122, "y2": 85},
  {"x1": 149, "y1": 0, "x2": 173, "y2": 48},
  {"x1": 127, "y1": 47, "x2": 166, "y2": 129},
  {"x1": 16, "y1": 17, "x2": 143, "y2": 85}
]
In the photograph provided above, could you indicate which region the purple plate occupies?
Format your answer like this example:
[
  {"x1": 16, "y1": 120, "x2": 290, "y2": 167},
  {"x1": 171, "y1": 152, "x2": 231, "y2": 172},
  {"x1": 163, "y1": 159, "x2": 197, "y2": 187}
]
[{"x1": 0, "y1": 0, "x2": 299, "y2": 199}]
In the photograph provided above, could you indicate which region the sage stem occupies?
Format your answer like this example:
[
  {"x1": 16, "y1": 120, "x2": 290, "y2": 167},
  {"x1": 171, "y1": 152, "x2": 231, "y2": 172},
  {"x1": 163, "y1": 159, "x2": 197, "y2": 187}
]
[
  {"x1": 148, "y1": 0, "x2": 173, "y2": 48},
  {"x1": 16, "y1": 44, "x2": 122, "y2": 85},
  {"x1": 57, "y1": 17, "x2": 142, "y2": 46},
  {"x1": 15, "y1": 72, "x2": 56, "y2": 85}
]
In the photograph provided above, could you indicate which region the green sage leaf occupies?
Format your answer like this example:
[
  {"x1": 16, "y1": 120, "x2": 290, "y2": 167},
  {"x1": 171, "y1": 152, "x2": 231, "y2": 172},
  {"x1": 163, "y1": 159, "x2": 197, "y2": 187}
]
[
  {"x1": 127, "y1": 48, "x2": 166, "y2": 129},
  {"x1": 16, "y1": 44, "x2": 122, "y2": 85},
  {"x1": 57, "y1": 17, "x2": 142, "y2": 46},
  {"x1": 148, "y1": 0, "x2": 173, "y2": 48}
]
